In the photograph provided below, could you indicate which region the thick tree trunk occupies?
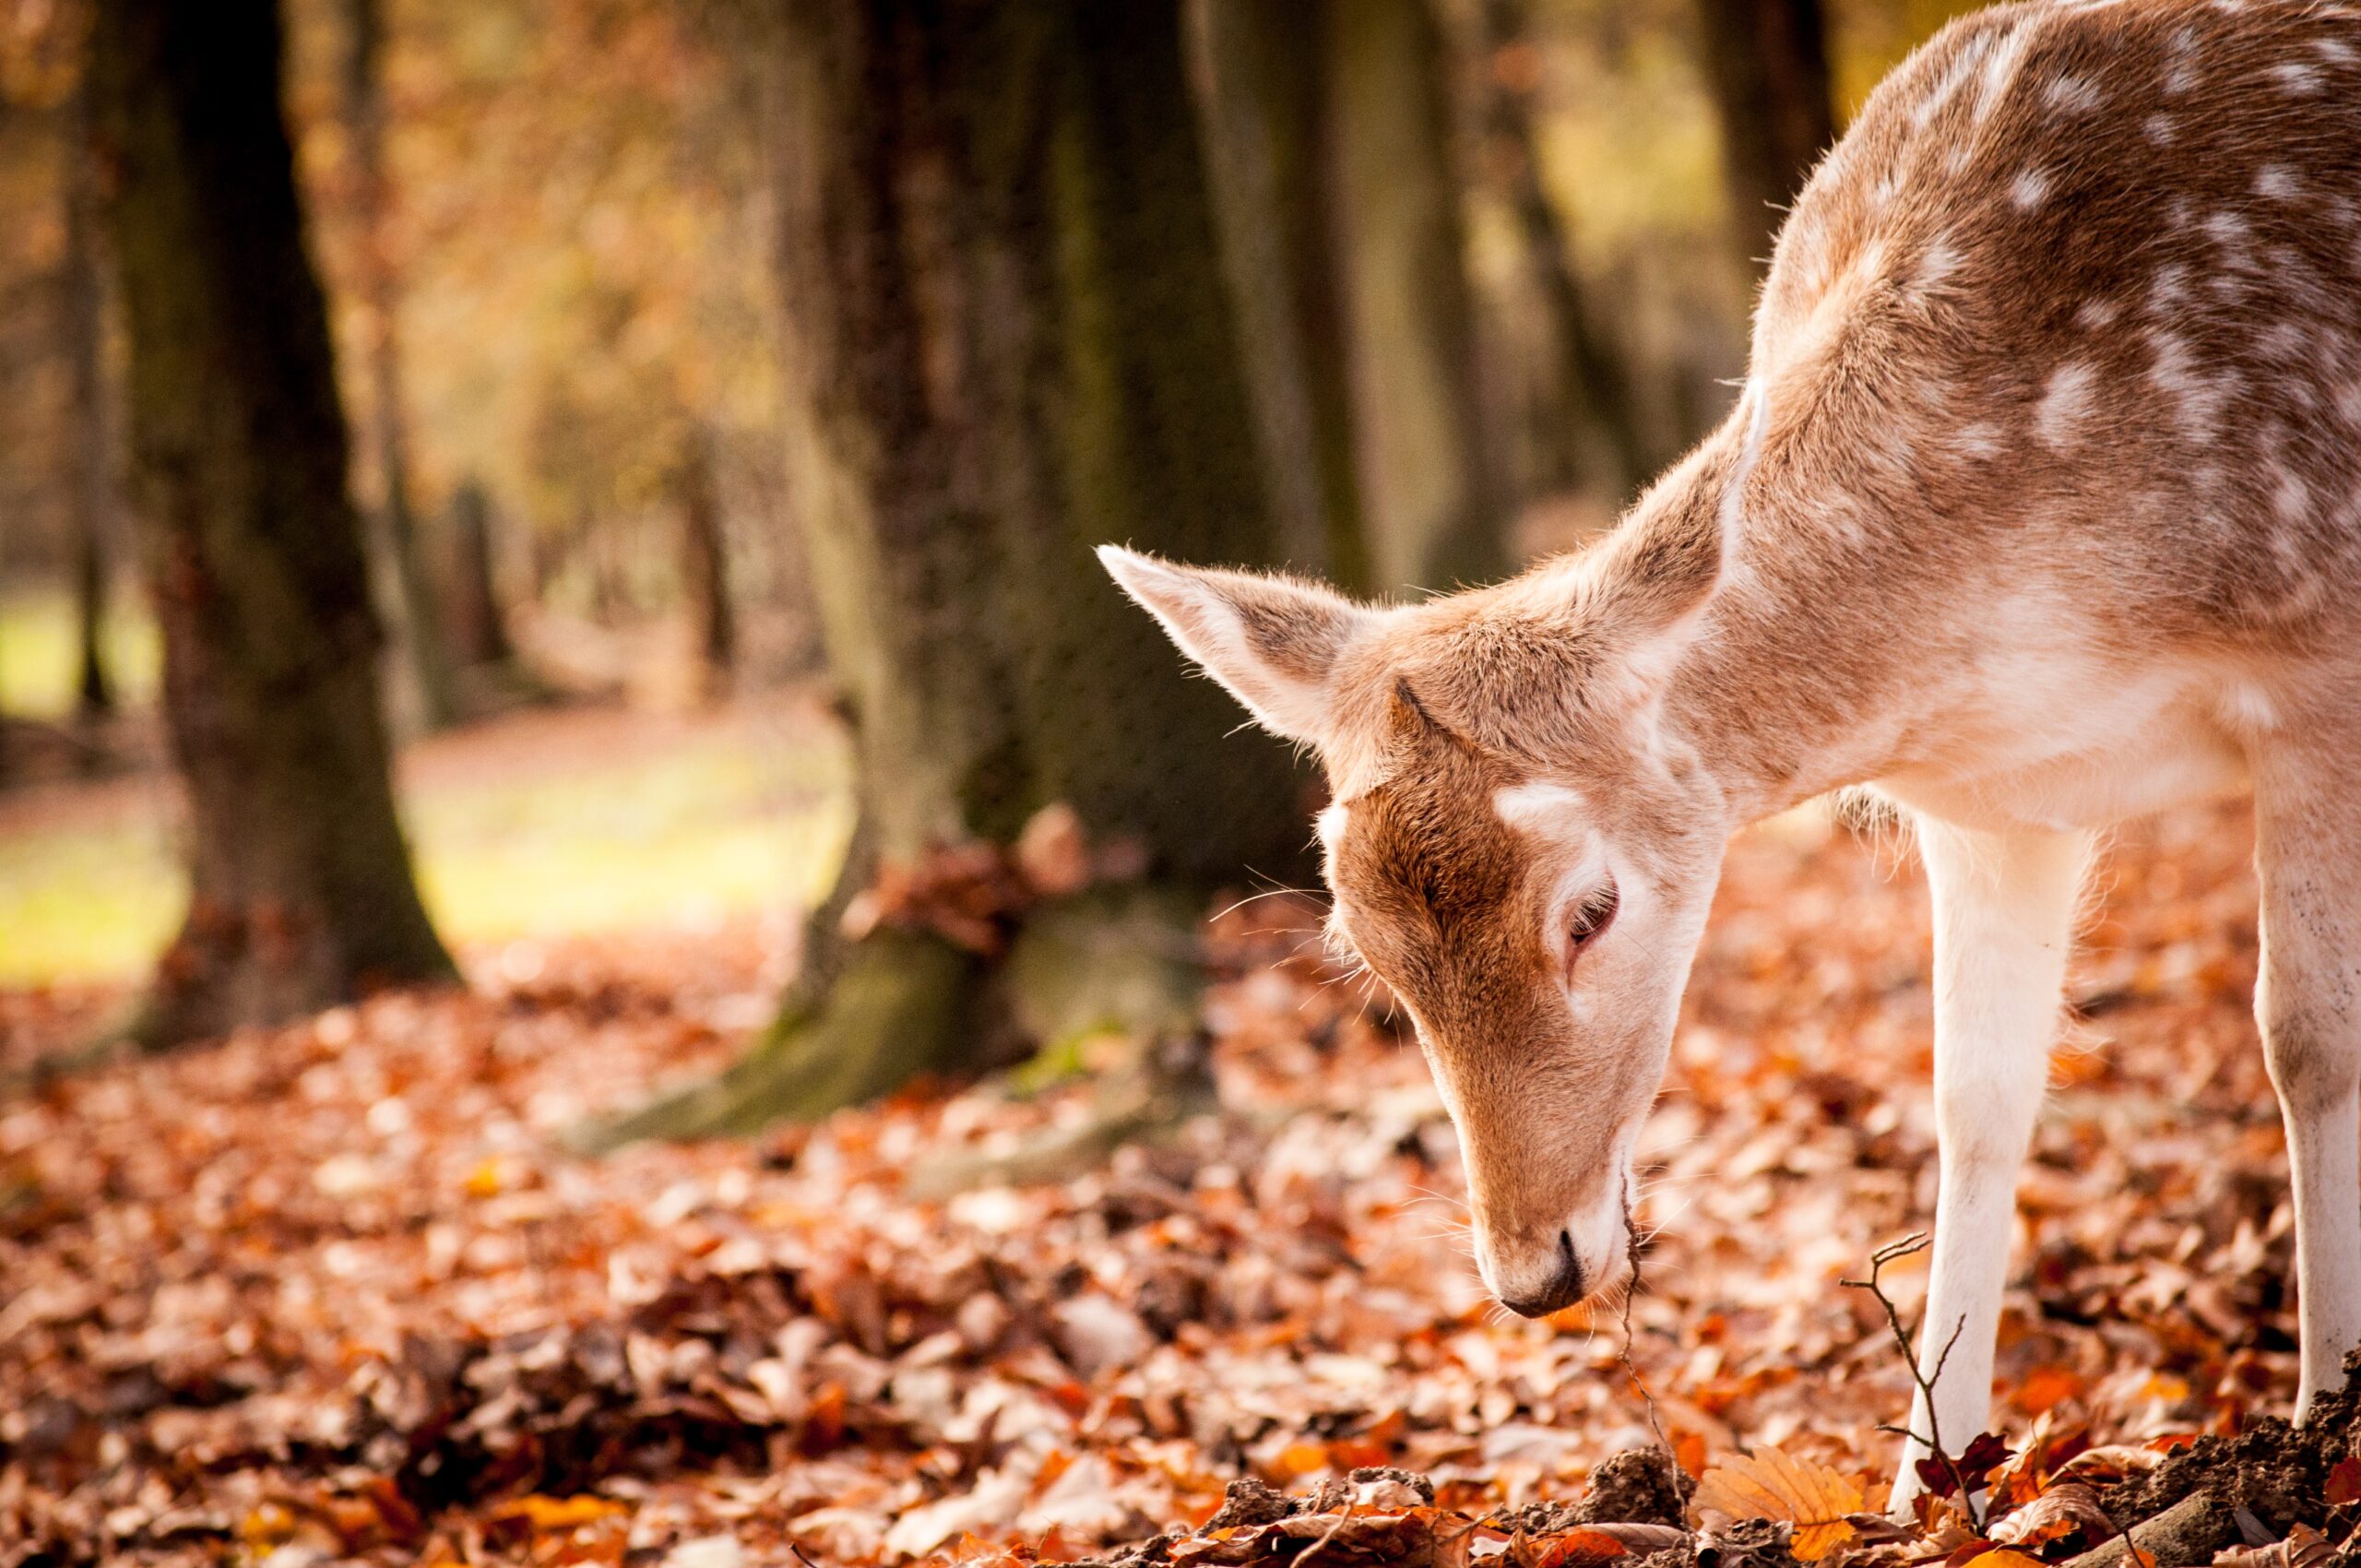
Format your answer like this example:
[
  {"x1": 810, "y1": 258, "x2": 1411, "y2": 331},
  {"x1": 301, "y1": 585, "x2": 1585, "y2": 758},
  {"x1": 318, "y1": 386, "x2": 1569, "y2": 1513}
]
[
  {"x1": 1475, "y1": 0, "x2": 1651, "y2": 503},
  {"x1": 339, "y1": 0, "x2": 458, "y2": 732},
  {"x1": 1695, "y1": 0, "x2": 1837, "y2": 274},
  {"x1": 89, "y1": 0, "x2": 456, "y2": 1048},
  {"x1": 675, "y1": 424, "x2": 736, "y2": 695},
  {"x1": 582, "y1": 0, "x2": 1309, "y2": 1149},
  {"x1": 1322, "y1": 0, "x2": 1504, "y2": 594},
  {"x1": 61, "y1": 87, "x2": 114, "y2": 728}
]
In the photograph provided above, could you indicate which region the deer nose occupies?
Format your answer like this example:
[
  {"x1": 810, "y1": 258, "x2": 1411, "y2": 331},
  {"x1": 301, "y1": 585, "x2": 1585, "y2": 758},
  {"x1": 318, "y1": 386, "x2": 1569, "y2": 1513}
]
[{"x1": 1499, "y1": 1229, "x2": 1586, "y2": 1318}]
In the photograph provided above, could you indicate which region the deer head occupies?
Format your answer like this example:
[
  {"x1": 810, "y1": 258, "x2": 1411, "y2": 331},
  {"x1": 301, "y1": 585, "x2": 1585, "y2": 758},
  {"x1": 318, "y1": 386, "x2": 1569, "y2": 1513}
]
[{"x1": 1101, "y1": 444, "x2": 1750, "y2": 1313}]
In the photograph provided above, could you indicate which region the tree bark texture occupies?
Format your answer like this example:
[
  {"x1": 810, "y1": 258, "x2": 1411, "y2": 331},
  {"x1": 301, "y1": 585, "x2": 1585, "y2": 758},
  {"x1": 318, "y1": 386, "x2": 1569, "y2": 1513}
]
[
  {"x1": 1695, "y1": 0, "x2": 1837, "y2": 274},
  {"x1": 588, "y1": 0, "x2": 1311, "y2": 1146},
  {"x1": 89, "y1": 0, "x2": 456, "y2": 1047},
  {"x1": 1322, "y1": 0, "x2": 1504, "y2": 594},
  {"x1": 338, "y1": 0, "x2": 458, "y2": 732}
]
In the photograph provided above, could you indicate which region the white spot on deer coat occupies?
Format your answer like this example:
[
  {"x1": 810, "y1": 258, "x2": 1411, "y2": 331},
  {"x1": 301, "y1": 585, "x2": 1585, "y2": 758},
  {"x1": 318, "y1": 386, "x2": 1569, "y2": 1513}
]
[
  {"x1": 1974, "y1": 23, "x2": 2036, "y2": 122},
  {"x1": 2041, "y1": 74, "x2": 2102, "y2": 113},
  {"x1": 1912, "y1": 33, "x2": 1993, "y2": 128},
  {"x1": 2270, "y1": 61, "x2": 2325, "y2": 94},
  {"x1": 2075, "y1": 299, "x2": 2122, "y2": 329},
  {"x1": 1913, "y1": 235, "x2": 1964, "y2": 295},
  {"x1": 2204, "y1": 211, "x2": 2257, "y2": 271},
  {"x1": 1953, "y1": 421, "x2": 2008, "y2": 459},
  {"x1": 2254, "y1": 165, "x2": 2299, "y2": 201},
  {"x1": 2034, "y1": 362, "x2": 2099, "y2": 448},
  {"x1": 2010, "y1": 169, "x2": 2052, "y2": 209},
  {"x1": 2317, "y1": 38, "x2": 2358, "y2": 66},
  {"x1": 2143, "y1": 113, "x2": 2177, "y2": 143},
  {"x1": 2275, "y1": 472, "x2": 2313, "y2": 524},
  {"x1": 2148, "y1": 331, "x2": 2235, "y2": 441}
]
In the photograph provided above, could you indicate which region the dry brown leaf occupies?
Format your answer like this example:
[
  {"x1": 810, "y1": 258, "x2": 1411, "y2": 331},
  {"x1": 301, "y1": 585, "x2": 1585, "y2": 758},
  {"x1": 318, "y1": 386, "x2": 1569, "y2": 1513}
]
[
  {"x1": 1692, "y1": 1445, "x2": 1866, "y2": 1562},
  {"x1": 2213, "y1": 1523, "x2": 2332, "y2": 1568},
  {"x1": 2051, "y1": 1446, "x2": 2166, "y2": 1486},
  {"x1": 1988, "y1": 1483, "x2": 2113, "y2": 1550}
]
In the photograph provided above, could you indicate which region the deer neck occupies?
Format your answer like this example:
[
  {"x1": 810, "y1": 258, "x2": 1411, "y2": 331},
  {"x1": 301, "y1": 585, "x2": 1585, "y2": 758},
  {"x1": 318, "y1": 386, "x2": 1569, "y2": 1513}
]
[{"x1": 1613, "y1": 391, "x2": 1978, "y2": 828}]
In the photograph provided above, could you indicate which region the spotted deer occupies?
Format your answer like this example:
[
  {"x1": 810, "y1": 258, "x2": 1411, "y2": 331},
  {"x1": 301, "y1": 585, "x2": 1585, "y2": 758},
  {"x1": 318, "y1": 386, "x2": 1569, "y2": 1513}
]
[{"x1": 1104, "y1": 0, "x2": 2361, "y2": 1499}]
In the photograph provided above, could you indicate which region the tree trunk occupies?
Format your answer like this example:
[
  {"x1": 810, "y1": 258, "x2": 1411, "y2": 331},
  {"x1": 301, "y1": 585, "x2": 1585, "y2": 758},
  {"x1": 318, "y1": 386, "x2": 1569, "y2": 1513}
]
[
  {"x1": 89, "y1": 0, "x2": 457, "y2": 1048},
  {"x1": 338, "y1": 0, "x2": 458, "y2": 732},
  {"x1": 1184, "y1": 0, "x2": 1370, "y2": 591},
  {"x1": 1695, "y1": 0, "x2": 1837, "y2": 274},
  {"x1": 581, "y1": 0, "x2": 1309, "y2": 1149},
  {"x1": 444, "y1": 478, "x2": 514, "y2": 668},
  {"x1": 61, "y1": 84, "x2": 114, "y2": 728},
  {"x1": 675, "y1": 423, "x2": 736, "y2": 695},
  {"x1": 1322, "y1": 0, "x2": 1504, "y2": 594},
  {"x1": 1474, "y1": 0, "x2": 1651, "y2": 504}
]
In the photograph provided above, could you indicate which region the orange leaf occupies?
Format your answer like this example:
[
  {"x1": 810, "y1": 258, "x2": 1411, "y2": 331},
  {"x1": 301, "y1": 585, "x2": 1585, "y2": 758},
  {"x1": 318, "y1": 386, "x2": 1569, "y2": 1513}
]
[
  {"x1": 492, "y1": 1494, "x2": 626, "y2": 1533},
  {"x1": 2328, "y1": 1455, "x2": 2361, "y2": 1505},
  {"x1": 2011, "y1": 1365, "x2": 2086, "y2": 1416},
  {"x1": 1531, "y1": 1529, "x2": 1631, "y2": 1568},
  {"x1": 1952, "y1": 1552, "x2": 2046, "y2": 1568},
  {"x1": 1693, "y1": 1444, "x2": 1867, "y2": 1562}
]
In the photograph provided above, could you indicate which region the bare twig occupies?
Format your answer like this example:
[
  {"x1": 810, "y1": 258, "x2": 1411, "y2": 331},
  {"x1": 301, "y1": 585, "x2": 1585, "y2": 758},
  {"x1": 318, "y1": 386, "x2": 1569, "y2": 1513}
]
[
  {"x1": 1840, "y1": 1233, "x2": 1980, "y2": 1526},
  {"x1": 1295, "y1": 1503, "x2": 1358, "y2": 1568},
  {"x1": 1619, "y1": 1177, "x2": 1671, "y2": 1455}
]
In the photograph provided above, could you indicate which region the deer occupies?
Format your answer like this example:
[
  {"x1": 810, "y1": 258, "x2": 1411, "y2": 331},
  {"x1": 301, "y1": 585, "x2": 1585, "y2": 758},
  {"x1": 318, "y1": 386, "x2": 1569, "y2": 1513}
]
[{"x1": 1103, "y1": 0, "x2": 2361, "y2": 1503}]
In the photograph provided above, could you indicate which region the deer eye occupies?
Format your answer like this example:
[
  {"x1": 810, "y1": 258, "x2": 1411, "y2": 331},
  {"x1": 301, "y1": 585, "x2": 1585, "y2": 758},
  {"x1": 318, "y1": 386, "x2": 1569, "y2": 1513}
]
[{"x1": 1564, "y1": 882, "x2": 1619, "y2": 962}]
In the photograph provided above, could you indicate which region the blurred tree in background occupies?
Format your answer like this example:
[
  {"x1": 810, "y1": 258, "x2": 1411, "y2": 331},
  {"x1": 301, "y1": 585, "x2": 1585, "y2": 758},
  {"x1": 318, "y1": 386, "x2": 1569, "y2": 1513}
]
[
  {"x1": 86, "y1": 0, "x2": 455, "y2": 1045},
  {"x1": 584, "y1": 0, "x2": 1317, "y2": 1150},
  {"x1": 1695, "y1": 0, "x2": 1838, "y2": 271}
]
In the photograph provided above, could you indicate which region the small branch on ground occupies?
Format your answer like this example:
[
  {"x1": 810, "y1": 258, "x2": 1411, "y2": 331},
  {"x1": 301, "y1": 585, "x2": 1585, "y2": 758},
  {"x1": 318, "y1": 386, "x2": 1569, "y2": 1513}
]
[
  {"x1": 1619, "y1": 1178, "x2": 1671, "y2": 1457},
  {"x1": 1842, "y1": 1232, "x2": 1980, "y2": 1526}
]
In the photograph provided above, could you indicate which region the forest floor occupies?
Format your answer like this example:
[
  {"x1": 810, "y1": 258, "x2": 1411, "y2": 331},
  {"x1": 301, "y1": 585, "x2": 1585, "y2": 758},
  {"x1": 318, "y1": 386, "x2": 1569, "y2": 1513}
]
[{"x1": 3, "y1": 783, "x2": 2349, "y2": 1566}]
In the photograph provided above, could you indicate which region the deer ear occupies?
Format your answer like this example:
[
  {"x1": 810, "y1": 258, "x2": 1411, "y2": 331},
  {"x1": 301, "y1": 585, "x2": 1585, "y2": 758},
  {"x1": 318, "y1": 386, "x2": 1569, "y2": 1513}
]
[{"x1": 1098, "y1": 546, "x2": 1369, "y2": 744}]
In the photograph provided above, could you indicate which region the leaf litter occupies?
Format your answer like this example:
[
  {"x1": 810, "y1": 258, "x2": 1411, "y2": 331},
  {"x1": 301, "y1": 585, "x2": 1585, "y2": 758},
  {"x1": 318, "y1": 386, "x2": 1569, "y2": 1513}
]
[{"x1": 3, "y1": 799, "x2": 2355, "y2": 1565}]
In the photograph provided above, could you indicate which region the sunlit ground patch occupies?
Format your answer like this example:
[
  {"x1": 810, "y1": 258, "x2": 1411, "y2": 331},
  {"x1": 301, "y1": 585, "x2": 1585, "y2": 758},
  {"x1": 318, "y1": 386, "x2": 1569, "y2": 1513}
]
[{"x1": 0, "y1": 701, "x2": 853, "y2": 985}]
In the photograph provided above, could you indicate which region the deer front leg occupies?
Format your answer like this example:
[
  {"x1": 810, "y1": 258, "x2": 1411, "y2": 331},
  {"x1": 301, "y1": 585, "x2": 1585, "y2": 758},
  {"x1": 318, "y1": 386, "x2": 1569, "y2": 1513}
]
[
  {"x1": 1892, "y1": 821, "x2": 2089, "y2": 1511},
  {"x1": 2253, "y1": 751, "x2": 2361, "y2": 1421}
]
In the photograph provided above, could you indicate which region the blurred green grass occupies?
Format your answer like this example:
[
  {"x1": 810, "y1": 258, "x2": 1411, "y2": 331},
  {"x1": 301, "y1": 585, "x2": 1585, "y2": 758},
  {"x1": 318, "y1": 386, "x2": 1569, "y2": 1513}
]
[
  {"x1": 0, "y1": 708, "x2": 853, "y2": 987},
  {"x1": 0, "y1": 588, "x2": 162, "y2": 719}
]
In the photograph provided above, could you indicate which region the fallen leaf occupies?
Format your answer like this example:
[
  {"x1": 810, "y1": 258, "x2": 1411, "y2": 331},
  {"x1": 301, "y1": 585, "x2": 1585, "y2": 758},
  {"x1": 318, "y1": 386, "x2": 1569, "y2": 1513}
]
[
  {"x1": 1989, "y1": 1483, "x2": 2113, "y2": 1550},
  {"x1": 1693, "y1": 1445, "x2": 1866, "y2": 1562}
]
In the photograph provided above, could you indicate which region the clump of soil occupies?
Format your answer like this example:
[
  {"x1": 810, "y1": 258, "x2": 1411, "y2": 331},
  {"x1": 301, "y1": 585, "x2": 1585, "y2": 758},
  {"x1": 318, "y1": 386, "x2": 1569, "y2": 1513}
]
[
  {"x1": 1574, "y1": 1447, "x2": 1698, "y2": 1526},
  {"x1": 1204, "y1": 1478, "x2": 1299, "y2": 1530},
  {"x1": 2101, "y1": 1349, "x2": 2360, "y2": 1540}
]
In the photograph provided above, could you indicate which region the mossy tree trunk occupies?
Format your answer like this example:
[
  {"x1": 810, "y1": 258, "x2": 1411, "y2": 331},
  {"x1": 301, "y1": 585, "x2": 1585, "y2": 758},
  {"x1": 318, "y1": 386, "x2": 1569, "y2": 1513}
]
[
  {"x1": 583, "y1": 0, "x2": 1310, "y2": 1150},
  {"x1": 1695, "y1": 0, "x2": 1837, "y2": 276},
  {"x1": 89, "y1": 0, "x2": 457, "y2": 1048}
]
